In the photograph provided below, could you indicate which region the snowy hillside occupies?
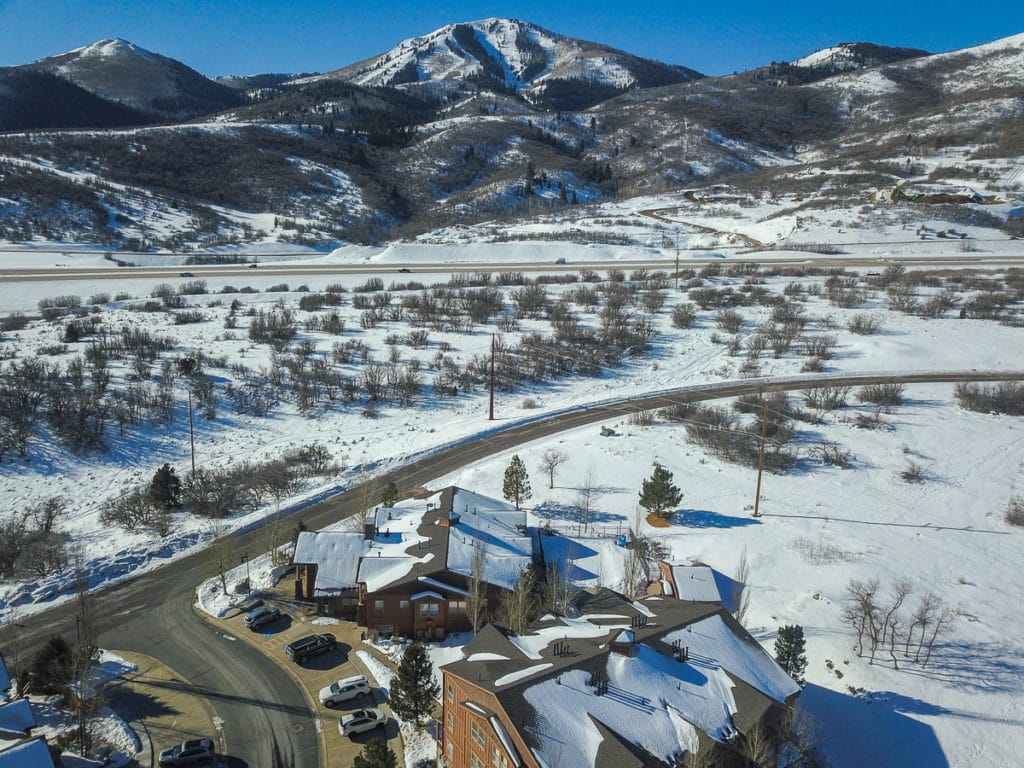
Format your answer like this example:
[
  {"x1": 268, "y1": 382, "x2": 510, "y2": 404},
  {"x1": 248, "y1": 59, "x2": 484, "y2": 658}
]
[
  {"x1": 23, "y1": 37, "x2": 243, "y2": 117},
  {"x1": 312, "y1": 18, "x2": 700, "y2": 96}
]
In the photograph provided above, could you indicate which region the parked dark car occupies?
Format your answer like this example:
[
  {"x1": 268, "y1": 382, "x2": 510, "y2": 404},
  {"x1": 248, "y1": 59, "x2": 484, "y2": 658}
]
[
  {"x1": 158, "y1": 737, "x2": 214, "y2": 766},
  {"x1": 243, "y1": 606, "x2": 280, "y2": 630},
  {"x1": 284, "y1": 633, "x2": 336, "y2": 663}
]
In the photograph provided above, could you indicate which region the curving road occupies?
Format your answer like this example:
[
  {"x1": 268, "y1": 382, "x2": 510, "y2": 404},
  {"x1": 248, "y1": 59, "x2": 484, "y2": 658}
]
[{"x1": 4, "y1": 369, "x2": 1024, "y2": 767}]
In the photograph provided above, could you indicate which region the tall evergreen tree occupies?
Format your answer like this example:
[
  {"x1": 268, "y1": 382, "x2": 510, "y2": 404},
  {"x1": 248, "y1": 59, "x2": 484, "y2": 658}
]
[
  {"x1": 774, "y1": 624, "x2": 808, "y2": 685},
  {"x1": 638, "y1": 462, "x2": 682, "y2": 520},
  {"x1": 353, "y1": 737, "x2": 398, "y2": 768},
  {"x1": 149, "y1": 463, "x2": 181, "y2": 510},
  {"x1": 502, "y1": 455, "x2": 532, "y2": 511},
  {"x1": 381, "y1": 481, "x2": 399, "y2": 508},
  {"x1": 389, "y1": 642, "x2": 440, "y2": 727}
]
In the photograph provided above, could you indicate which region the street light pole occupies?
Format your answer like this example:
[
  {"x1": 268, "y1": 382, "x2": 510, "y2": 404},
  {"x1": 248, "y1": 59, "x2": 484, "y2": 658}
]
[{"x1": 241, "y1": 553, "x2": 250, "y2": 593}]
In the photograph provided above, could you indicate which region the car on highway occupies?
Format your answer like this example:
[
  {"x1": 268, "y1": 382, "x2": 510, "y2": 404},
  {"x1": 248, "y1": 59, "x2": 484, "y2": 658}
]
[
  {"x1": 285, "y1": 633, "x2": 336, "y2": 663},
  {"x1": 158, "y1": 737, "x2": 214, "y2": 766},
  {"x1": 398, "y1": 267, "x2": 411, "y2": 273},
  {"x1": 179, "y1": 271, "x2": 195, "y2": 277},
  {"x1": 248, "y1": 262, "x2": 259, "y2": 268},
  {"x1": 338, "y1": 708, "x2": 387, "y2": 736},
  {"x1": 319, "y1": 674, "x2": 370, "y2": 706},
  {"x1": 243, "y1": 605, "x2": 280, "y2": 630}
]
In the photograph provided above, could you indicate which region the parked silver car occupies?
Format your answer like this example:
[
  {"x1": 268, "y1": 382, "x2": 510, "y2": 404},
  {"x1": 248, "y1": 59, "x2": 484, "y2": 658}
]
[
  {"x1": 319, "y1": 674, "x2": 370, "y2": 706},
  {"x1": 339, "y1": 708, "x2": 387, "y2": 736},
  {"x1": 158, "y1": 737, "x2": 214, "y2": 766},
  {"x1": 243, "y1": 605, "x2": 280, "y2": 630}
]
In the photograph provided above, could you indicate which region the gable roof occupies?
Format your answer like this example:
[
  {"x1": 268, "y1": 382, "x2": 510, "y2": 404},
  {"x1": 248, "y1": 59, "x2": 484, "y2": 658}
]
[
  {"x1": 293, "y1": 531, "x2": 366, "y2": 594},
  {"x1": 665, "y1": 565, "x2": 732, "y2": 606}
]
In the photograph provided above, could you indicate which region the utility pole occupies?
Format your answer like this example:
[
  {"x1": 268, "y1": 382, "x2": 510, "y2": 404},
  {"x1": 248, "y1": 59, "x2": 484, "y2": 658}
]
[
  {"x1": 187, "y1": 389, "x2": 196, "y2": 474},
  {"x1": 674, "y1": 230, "x2": 680, "y2": 291},
  {"x1": 753, "y1": 403, "x2": 767, "y2": 518},
  {"x1": 489, "y1": 333, "x2": 496, "y2": 421}
]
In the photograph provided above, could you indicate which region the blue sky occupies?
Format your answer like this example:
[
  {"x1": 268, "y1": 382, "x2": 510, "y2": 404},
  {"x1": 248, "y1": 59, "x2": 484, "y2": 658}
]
[{"x1": 1, "y1": 0, "x2": 1020, "y2": 77}]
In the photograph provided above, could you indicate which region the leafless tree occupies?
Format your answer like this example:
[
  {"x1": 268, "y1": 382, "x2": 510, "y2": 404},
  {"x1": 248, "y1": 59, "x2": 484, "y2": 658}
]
[
  {"x1": 71, "y1": 549, "x2": 100, "y2": 756},
  {"x1": 881, "y1": 579, "x2": 912, "y2": 668},
  {"x1": 539, "y1": 448, "x2": 567, "y2": 489},
  {"x1": 497, "y1": 566, "x2": 536, "y2": 634},
  {"x1": 27, "y1": 496, "x2": 67, "y2": 534},
  {"x1": 542, "y1": 558, "x2": 577, "y2": 616},
  {"x1": 733, "y1": 547, "x2": 751, "y2": 626},
  {"x1": 209, "y1": 521, "x2": 234, "y2": 596},
  {"x1": 843, "y1": 578, "x2": 880, "y2": 658},
  {"x1": 466, "y1": 542, "x2": 488, "y2": 634},
  {"x1": 907, "y1": 592, "x2": 941, "y2": 659},
  {"x1": 922, "y1": 606, "x2": 957, "y2": 667},
  {"x1": 575, "y1": 467, "x2": 601, "y2": 532}
]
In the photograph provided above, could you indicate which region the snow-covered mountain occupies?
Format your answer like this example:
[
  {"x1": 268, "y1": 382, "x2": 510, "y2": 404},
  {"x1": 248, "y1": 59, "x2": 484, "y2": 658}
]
[
  {"x1": 309, "y1": 18, "x2": 701, "y2": 107},
  {"x1": 23, "y1": 38, "x2": 243, "y2": 118},
  {"x1": 792, "y1": 42, "x2": 929, "y2": 73}
]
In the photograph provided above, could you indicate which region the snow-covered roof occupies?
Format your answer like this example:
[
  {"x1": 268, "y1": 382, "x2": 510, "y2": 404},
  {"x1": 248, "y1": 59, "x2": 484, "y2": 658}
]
[
  {"x1": 446, "y1": 488, "x2": 531, "y2": 589},
  {"x1": 411, "y1": 590, "x2": 445, "y2": 601},
  {"x1": 294, "y1": 531, "x2": 367, "y2": 594},
  {"x1": 0, "y1": 699, "x2": 34, "y2": 736},
  {"x1": 445, "y1": 592, "x2": 799, "y2": 768},
  {"x1": 0, "y1": 737, "x2": 56, "y2": 767},
  {"x1": 662, "y1": 614, "x2": 801, "y2": 703},
  {"x1": 669, "y1": 565, "x2": 727, "y2": 604}
]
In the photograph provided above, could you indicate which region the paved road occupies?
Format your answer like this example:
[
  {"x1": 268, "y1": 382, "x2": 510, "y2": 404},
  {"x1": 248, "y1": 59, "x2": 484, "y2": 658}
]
[
  {"x1": 1, "y1": 252, "x2": 1023, "y2": 283},
  {"x1": 4, "y1": 369, "x2": 1023, "y2": 767}
]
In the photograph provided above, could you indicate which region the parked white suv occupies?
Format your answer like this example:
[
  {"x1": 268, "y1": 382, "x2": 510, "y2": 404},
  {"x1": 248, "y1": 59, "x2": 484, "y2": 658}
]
[
  {"x1": 319, "y1": 674, "x2": 370, "y2": 707},
  {"x1": 339, "y1": 708, "x2": 387, "y2": 736}
]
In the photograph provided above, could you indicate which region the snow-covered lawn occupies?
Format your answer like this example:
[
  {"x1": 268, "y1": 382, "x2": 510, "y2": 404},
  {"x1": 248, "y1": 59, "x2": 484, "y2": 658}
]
[{"x1": 1, "y1": 240, "x2": 1022, "y2": 767}]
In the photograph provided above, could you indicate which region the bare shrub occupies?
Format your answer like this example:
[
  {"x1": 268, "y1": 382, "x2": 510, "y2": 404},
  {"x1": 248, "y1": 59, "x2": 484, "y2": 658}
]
[
  {"x1": 791, "y1": 536, "x2": 859, "y2": 563},
  {"x1": 670, "y1": 303, "x2": 697, "y2": 329},
  {"x1": 814, "y1": 442, "x2": 854, "y2": 468},
  {"x1": 954, "y1": 381, "x2": 1024, "y2": 415},
  {"x1": 900, "y1": 460, "x2": 926, "y2": 483},
  {"x1": 803, "y1": 385, "x2": 851, "y2": 410},
  {"x1": 854, "y1": 409, "x2": 890, "y2": 430},
  {"x1": 803, "y1": 334, "x2": 838, "y2": 359},
  {"x1": 628, "y1": 410, "x2": 655, "y2": 427},
  {"x1": 1004, "y1": 496, "x2": 1024, "y2": 527},
  {"x1": 858, "y1": 383, "x2": 904, "y2": 406},
  {"x1": 715, "y1": 309, "x2": 744, "y2": 334},
  {"x1": 848, "y1": 314, "x2": 883, "y2": 335}
]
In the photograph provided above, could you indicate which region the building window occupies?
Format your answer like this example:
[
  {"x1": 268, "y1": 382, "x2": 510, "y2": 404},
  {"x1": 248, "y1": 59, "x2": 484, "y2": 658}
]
[
  {"x1": 376, "y1": 624, "x2": 394, "y2": 638},
  {"x1": 493, "y1": 745, "x2": 510, "y2": 768},
  {"x1": 374, "y1": 599, "x2": 385, "y2": 615},
  {"x1": 419, "y1": 602, "x2": 439, "y2": 617},
  {"x1": 447, "y1": 684, "x2": 454, "y2": 702},
  {"x1": 447, "y1": 712, "x2": 454, "y2": 731},
  {"x1": 447, "y1": 742, "x2": 454, "y2": 760},
  {"x1": 471, "y1": 752, "x2": 484, "y2": 768},
  {"x1": 449, "y1": 599, "x2": 467, "y2": 614},
  {"x1": 400, "y1": 599, "x2": 410, "y2": 610},
  {"x1": 471, "y1": 721, "x2": 486, "y2": 749}
]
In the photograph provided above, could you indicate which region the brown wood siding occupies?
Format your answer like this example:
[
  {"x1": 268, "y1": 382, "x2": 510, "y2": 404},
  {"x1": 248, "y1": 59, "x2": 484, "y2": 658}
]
[{"x1": 441, "y1": 671, "x2": 538, "y2": 768}]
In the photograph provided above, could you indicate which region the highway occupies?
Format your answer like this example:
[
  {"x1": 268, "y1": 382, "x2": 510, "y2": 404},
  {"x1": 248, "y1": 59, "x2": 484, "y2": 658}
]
[
  {"x1": 1, "y1": 253, "x2": 1023, "y2": 284},
  {"x1": 3, "y1": 369, "x2": 1024, "y2": 767}
]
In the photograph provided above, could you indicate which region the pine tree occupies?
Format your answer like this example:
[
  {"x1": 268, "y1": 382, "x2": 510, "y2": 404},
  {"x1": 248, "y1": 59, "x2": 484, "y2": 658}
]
[
  {"x1": 353, "y1": 737, "x2": 398, "y2": 768},
  {"x1": 149, "y1": 463, "x2": 181, "y2": 510},
  {"x1": 774, "y1": 624, "x2": 808, "y2": 685},
  {"x1": 381, "y1": 482, "x2": 399, "y2": 508},
  {"x1": 638, "y1": 462, "x2": 682, "y2": 520},
  {"x1": 389, "y1": 642, "x2": 440, "y2": 727},
  {"x1": 502, "y1": 455, "x2": 532, "y2": 511}
]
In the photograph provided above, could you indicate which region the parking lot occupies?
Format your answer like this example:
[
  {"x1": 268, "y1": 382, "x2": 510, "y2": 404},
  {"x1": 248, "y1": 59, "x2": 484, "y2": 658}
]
[{"x1": 214, "y1": 592, "x2": 403, "y2": 768}]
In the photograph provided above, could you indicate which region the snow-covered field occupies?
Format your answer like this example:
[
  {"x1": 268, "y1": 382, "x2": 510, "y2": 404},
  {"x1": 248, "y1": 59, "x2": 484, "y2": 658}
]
[{"x1": 2, "y1": 217, "x2": 1023, "y2": 767}]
